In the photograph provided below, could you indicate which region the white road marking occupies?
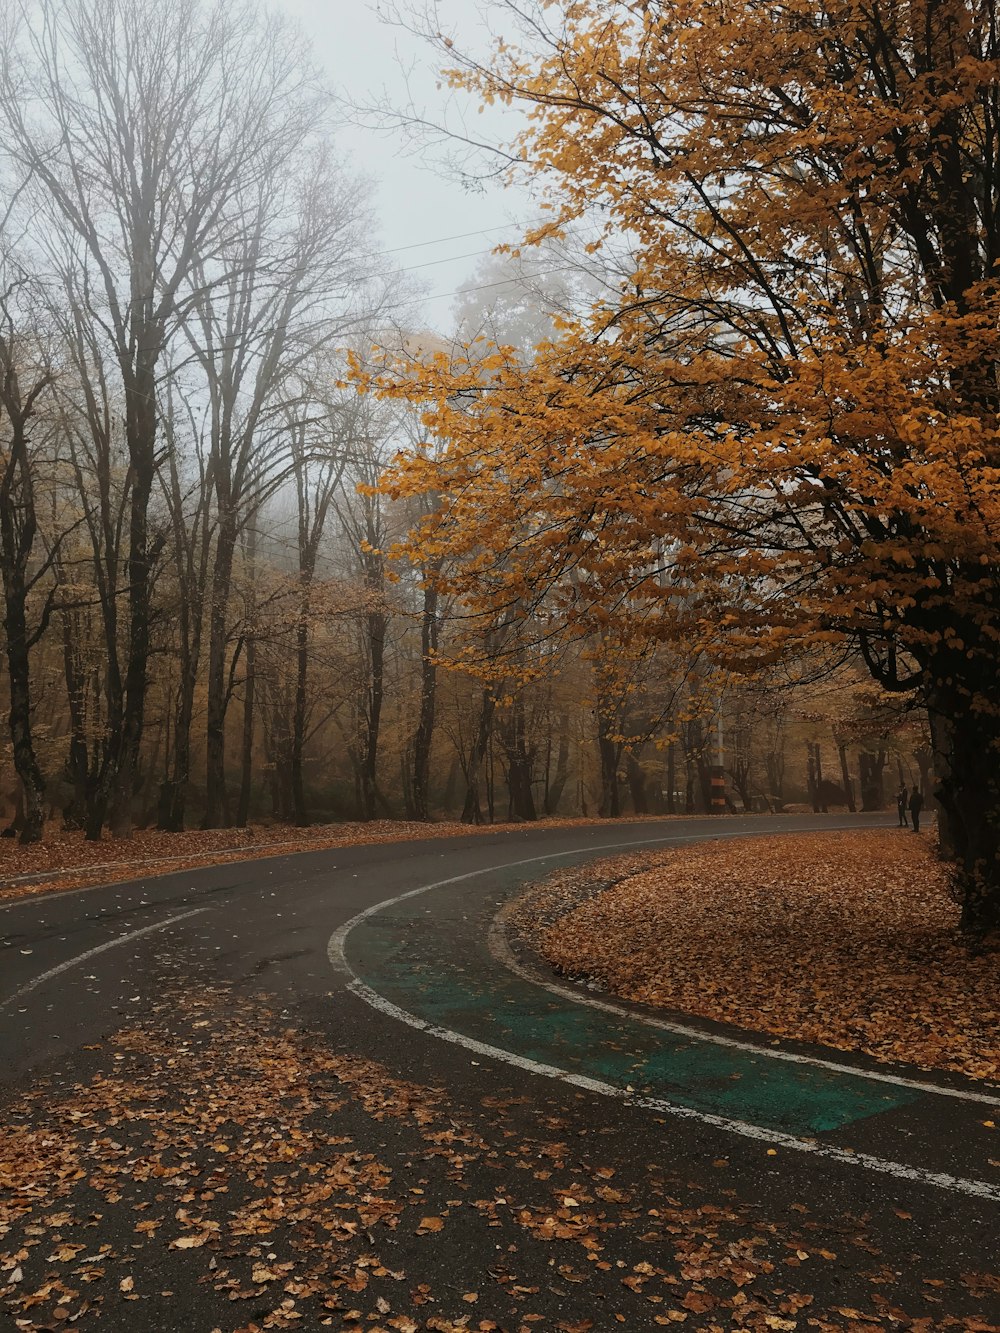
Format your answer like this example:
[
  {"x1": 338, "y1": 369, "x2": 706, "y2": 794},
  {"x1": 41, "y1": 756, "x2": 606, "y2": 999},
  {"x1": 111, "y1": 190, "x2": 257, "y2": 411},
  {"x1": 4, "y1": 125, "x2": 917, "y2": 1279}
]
[
  {"x1": 327, "y1": 833, "x2": 1000, "y2": 1203},
  {"x1": 487, "y1": 900, "x2": 1000, "y2": 1107},
  {"x1": 346, "y1": 972, "x2": 1000, "y2": 1204},
  {"x1": 0, "y1": 907, "x2": 208, "y2": 1013}
]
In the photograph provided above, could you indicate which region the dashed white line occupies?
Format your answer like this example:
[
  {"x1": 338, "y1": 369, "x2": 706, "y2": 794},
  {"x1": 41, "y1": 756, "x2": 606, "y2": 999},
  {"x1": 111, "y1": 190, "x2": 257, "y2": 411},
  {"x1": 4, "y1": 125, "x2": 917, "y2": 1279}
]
[{"x1": 0, "y1": 907, "x2": 208, "y2": 1013}]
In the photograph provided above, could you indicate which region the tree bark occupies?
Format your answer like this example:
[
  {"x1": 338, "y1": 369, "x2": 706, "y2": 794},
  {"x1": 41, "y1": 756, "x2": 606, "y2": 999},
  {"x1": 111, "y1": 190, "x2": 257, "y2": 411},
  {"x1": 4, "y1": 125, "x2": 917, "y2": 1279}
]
[
  {"x1": 858, "y1": 748, "x2": 887, "y2": 812},
  {"x1": 203, "y1": 514, "x2": 238, "y2": 828},
  {"x1": 461, "y1": 689, "x2": 496, "y2": 824},
  {"x1": 543, "y1": 713, "x2": 571, "y2": 815},
  {"x1": 502, "y1": 696, "x2": 537, "y2": 821},
  {"x1": 837, "y1": 742, "x2": 857, "y2": 813},
  {"x1": 0, "y1": 327, "x2": 52, "y2": 844},
  {"x1": 411, "y1": 578, "x2": 439, "y2": 821},
  {"x1": 930, "y1": 705, "x2": 1000, "y2": 933},
  {"x1": 625, "y1": 752, "x2": 649, "y2": 814}
]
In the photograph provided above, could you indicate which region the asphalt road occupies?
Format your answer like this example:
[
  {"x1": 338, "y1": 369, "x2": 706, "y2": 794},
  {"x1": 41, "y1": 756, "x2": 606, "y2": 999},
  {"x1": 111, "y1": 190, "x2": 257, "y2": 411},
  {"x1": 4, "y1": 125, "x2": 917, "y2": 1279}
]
[{"x1": 2, "y1": 813, "x2": 998, "y2": 1333}]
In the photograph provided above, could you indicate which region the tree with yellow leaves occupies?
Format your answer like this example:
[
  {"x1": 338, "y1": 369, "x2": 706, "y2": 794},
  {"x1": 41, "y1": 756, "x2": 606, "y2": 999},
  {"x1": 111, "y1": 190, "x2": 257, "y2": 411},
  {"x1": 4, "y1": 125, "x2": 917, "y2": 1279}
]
[{"x1": 369, "y1": 0, "x2": 1000, "y2": 930}]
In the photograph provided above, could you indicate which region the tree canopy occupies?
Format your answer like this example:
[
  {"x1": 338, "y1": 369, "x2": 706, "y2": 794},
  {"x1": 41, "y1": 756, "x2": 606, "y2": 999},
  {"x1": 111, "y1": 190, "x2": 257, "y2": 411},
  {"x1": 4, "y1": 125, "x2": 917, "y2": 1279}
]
[{"x1": 368, "y1": 0, "x2": 1000, "y2": 928}]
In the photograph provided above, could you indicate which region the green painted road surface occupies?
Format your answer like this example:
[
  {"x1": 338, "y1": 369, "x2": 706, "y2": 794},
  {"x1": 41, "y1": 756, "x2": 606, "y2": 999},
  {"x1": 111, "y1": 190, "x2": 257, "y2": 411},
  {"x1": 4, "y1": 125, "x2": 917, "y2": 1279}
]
[{"x1": 343, "y1": 856, "x2": 1000, "y2": 1198}]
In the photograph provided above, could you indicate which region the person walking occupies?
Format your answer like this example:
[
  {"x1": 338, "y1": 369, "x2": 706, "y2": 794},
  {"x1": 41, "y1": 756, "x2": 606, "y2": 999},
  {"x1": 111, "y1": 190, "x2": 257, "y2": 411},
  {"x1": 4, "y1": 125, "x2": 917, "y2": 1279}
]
[
  {"x1": 909, "y1": 784, "x2": 923, "y2": 833},
  {"x1": 896, "y1": 784, "x2": 909, "y2": 827}
]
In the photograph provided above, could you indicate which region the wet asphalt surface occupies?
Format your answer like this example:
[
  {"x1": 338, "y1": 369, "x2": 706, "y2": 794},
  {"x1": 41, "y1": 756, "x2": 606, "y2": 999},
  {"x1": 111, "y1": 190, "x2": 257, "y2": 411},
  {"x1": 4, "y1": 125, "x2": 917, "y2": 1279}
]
[{"x1": 1, "y1": 814, "x2": 998, "y2": 1332}]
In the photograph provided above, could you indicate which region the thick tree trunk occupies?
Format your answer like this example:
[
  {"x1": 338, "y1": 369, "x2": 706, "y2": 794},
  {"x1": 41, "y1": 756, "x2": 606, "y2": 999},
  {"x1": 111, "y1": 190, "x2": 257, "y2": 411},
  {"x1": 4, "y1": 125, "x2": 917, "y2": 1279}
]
[
  {"x1": 930, "y1": 705, "x2": 1000, "y2": 933},
  {"x1": 110, "y1": 370, "x2": 159, "y2": 840}
]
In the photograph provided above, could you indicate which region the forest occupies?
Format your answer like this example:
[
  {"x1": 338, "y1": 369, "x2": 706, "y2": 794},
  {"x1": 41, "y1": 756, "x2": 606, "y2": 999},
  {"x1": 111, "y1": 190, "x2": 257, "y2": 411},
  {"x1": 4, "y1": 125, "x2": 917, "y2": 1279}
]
[{"x1": 0, "y1": 0, "x2": 995, "y2": 936}]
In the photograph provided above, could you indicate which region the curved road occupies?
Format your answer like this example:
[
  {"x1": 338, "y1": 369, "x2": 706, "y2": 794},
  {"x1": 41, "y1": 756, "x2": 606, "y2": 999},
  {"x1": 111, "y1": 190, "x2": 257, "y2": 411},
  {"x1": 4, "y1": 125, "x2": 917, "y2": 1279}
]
[{"x1": 2, "y1": 813, "x2": 998, "y2": 1332}]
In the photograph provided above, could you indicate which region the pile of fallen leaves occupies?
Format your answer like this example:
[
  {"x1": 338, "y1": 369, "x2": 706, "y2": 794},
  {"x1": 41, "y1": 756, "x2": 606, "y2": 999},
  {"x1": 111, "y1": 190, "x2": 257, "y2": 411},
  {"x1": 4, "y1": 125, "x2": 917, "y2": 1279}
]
[
  {"x1": 514, "y1": 830, "x2": 1000, "y2": 1081},
  {"x1": 0, "y1": 814, "x2": 674, "y2": 904}
]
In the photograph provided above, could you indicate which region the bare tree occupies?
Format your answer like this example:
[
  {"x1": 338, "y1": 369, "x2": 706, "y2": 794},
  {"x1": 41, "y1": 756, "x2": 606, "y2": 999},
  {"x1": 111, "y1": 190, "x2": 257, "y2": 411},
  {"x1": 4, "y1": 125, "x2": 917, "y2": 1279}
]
[
  {"x1": 0, "y1": 0, "x2": 324, "y2": 835},
  {"x1": 186, "y1": 148, "x2": 378, "y2": 828},
  {"x1": 0, "y1": 260, "x2": 56, "y2": 841}
]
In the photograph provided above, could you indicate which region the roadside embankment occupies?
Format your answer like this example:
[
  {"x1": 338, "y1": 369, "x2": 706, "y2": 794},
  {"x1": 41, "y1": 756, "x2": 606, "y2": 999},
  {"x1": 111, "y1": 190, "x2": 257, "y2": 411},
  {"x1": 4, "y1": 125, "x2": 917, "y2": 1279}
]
[{"x1": 509, "y1": 829, "x2": 1000, "y2": 1082}]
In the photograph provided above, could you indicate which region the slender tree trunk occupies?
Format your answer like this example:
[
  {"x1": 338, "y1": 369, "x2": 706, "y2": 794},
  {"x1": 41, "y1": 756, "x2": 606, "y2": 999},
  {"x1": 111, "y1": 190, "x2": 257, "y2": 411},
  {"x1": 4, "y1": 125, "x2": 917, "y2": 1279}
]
[
  {"x1": 0, "y1": 358, "x2": 51, "y2": 844},
  {"x1": 765, "y1": 749, "x2": 785, "y2": 804},
  {"x1": 110, "y1": 371, "x2": 159, "y2": 839},
  {"x1": 236, "y1": 629, "x2": 255, "y2": 828},
  {"x1": 203, "y1": 516, "x2": 238, "y2": 828},
  {"x1": 2, "y1": 589, "x2": 46, "y2": 844},
  {"x1": 597, "y1": 728, "x2": 621, "y2": 817},
  {"x1": 0, "y1": 526, "x2": 46, "y2": 844},
  {"x1": 626, "y1": 752, "x2": 649, "y2": 814},
  {"x1": 543, "y1": 713, "x2": 571, "y2": 815},
  {"x1": 291, "y1": 586, "x2": 311, "y2": 826},
  {"x1": 159, "y1": 669, "x2": 196, "y2": 832},
  {"x1": 411, "y1": 579, "x2": 439, "y2": 821},
  {"x1": 461, "y1": 689, "x2": 495, "y2": 824},
  {"x1": 503, "y1": 697, "x2": 537, "y2": 821},
  {"x1": 837, "y1": 742, "x2": 857, "y2": 812},
  {"x1": 360, "y1": 603, "x2": 386, "y2": 821},
  {"x1": 858, "y1": 748, "x2": 887, "y2": 811}
]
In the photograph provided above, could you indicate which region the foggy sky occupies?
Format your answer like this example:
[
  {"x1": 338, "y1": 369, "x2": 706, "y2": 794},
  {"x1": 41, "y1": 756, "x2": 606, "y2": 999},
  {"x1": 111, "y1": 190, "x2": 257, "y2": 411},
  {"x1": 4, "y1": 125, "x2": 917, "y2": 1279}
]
[{"x1": 275, "y1": 0, "x2": 532, "y2": 331}]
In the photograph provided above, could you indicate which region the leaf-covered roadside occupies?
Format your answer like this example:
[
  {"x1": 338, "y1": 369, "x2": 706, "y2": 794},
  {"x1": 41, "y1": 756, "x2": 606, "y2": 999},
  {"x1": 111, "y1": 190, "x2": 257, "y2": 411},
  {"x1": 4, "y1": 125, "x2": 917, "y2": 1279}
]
[
  {"x1": 0, "y1": 814, "x2": 673, "y2": 905},
  {"x1": 512, "y1": 831, "x2": 1000, "y2": 1082},
  {"x1": 3, "y1": 983, "x2": 997, "y2": 1332}
]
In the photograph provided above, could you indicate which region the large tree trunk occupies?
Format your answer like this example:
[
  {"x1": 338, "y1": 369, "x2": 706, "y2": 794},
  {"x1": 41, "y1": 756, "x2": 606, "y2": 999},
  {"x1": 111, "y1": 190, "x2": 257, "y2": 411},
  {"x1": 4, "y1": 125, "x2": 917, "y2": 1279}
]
[
  {"x1": 109, "y1": 364, "x2": 160, "y2": 839},
  {"x1": 930, "y1": 705, "x2": 1000, "y2": 933}
]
